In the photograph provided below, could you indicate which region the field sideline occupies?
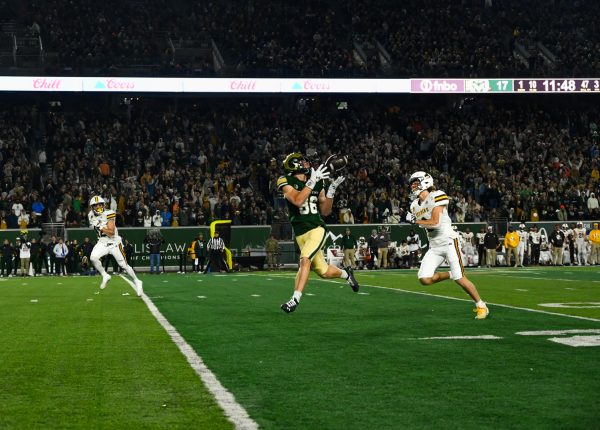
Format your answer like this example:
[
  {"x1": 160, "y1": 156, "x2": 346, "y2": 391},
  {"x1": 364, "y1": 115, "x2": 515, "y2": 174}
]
[{"x1": 1, "y1": 267, "x2": 599, "y2": 429}]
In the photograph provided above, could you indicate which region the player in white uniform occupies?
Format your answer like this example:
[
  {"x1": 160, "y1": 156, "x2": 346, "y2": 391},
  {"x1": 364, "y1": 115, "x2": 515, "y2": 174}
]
[
  {"x1": 461, "y1": 227, "x2": 475, "y2": 267},
  {"x1": 88, "y1": 196, "x2": 143, "y2": 296},
  {"x1": 573, "y1": 222, "x2": 588, "y2": 265},
  {"x1": 516, "y1": 223, "x2": 528, "y2": 267},
  {"x1": 406, "y1": 172, "x2": 489, "y2": 319}
]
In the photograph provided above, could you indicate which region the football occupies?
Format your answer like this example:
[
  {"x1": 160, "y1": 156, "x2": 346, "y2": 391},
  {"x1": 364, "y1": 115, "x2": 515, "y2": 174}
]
[{"x1": 325, "y1": 154, "x2": 348, "y2": 173}]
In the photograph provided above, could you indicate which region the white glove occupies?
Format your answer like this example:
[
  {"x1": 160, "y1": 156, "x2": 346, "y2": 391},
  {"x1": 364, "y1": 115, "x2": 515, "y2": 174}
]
[
  {"x1": 326, "y1": 176, "x2": 345, "y2": 198},
  {"x1": 305, "y1": 164, "x2": 330, "y2": 189},
  {"x1": 405, "y1": 213, "x2": 417, "y2": 224}
]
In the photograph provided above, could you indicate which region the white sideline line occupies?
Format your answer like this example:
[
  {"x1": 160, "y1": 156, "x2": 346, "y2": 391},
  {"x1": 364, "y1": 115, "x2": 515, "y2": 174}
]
[
  {"x1": 268, "y1": 274, "x2": 600, "y2": 323},
  {"x1": 120, "y1": 275, "x2": 258, "y2": 430}
]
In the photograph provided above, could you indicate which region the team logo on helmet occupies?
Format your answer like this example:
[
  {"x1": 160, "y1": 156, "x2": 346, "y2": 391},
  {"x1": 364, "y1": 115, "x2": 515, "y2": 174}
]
[
  {"x1": 89, "y1": 195, "x2": 106, "y2": 215},
  {"x1": 408, "y1": 171, "x2": 434, "y2": 199},
  {"x1": 283, "y1": 152, "x2": 311, "y2": 175}
]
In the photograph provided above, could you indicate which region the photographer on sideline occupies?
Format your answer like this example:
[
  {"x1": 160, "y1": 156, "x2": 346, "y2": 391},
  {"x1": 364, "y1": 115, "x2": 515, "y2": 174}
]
[{"x1": 144, "y1": 228, "x2": 165, "y2": 274}]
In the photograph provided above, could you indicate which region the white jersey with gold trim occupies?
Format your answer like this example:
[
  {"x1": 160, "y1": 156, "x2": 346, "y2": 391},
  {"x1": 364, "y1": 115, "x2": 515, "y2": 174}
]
[
  {"x1": 410, "y1": 190, "x2": 458, "y2": 248},
  {"x1": 574, "y1": 227, "x2": 587, "y2": 243},
  {"x1": 517, "y1": 230, "x2": 529, "y2": 248},
  {"x1": 88, "y1": 209, "x2": 120, "y2": 244}
]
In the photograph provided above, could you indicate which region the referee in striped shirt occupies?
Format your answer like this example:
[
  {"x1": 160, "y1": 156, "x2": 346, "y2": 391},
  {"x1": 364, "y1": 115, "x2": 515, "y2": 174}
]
[{"x1": 204, "y1": 231, "x2": 229, "y2": 273}]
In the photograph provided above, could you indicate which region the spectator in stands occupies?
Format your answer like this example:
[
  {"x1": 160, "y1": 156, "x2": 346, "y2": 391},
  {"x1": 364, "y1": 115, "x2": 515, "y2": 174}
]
[
  {"x1": 152, "y1": 210, "x2": 162, "y2": 227},
  {"x1": 587, "y1": 193, "x2": 599, "y2": 218},
  {"x1": 6, "y1": 209, "x2": 18, "y2": 229}
]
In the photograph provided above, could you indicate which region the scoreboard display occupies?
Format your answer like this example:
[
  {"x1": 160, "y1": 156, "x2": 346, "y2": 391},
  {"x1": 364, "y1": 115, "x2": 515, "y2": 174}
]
[
  {"x1": 414, "y1": 78, "x2": 600, "y2": 94},
  {"x1": 514, "y1": 79, "x2": 600, "y2": 93}
]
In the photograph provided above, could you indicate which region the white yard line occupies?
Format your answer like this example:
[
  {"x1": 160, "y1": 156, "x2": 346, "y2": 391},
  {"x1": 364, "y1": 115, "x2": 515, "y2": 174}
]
[
  {"x1": 120, "y1": 275, "x2": 258, "y2": 430},
  {"x1": 365, "y1": 284, "x2": 600, "y2": 323},
  {"x1": 418, "y1": 335, "x2": 502, "y2": 340}
]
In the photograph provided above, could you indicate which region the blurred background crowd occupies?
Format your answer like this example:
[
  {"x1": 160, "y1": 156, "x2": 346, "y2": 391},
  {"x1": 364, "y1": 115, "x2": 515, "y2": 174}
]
[{"x1": 0, "y1": 0, "x2": 599, "y2": 232}]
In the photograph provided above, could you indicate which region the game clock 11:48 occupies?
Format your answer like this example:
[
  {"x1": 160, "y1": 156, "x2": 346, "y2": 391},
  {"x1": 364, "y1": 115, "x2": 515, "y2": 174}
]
[{"x1": 515, "y1": 79, "x2": 600, "y2": 92}]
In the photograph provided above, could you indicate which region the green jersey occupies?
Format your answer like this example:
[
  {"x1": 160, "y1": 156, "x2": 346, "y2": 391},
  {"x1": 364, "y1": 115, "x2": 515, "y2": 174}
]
[{"x1": 277, "y1": 174, "x2": 325, "y2": 236}]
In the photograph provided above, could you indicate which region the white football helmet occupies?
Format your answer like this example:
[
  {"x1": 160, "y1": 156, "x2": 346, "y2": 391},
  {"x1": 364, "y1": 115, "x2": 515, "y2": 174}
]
[
  {"x1": 519, "y1": 223, "x2": 526, "y2": 230},
  {"x1": 89, "y1": 195, "x2": 106, "y2": 215},
  {"x1": 561, "y1": 223, "x2": 568, "y2": 230},
  {"x1": 408, "y1": 171, "x2": 434, "y2": 199},
  {"x1": 577, "y1": 221, "x2": 583, "y2": 227}
]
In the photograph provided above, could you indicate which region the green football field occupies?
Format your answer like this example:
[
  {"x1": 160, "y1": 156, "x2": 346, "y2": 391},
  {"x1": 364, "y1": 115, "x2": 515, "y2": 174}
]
[{"x1": 1, "y1": 267, "x2": 600, "y2": 429}]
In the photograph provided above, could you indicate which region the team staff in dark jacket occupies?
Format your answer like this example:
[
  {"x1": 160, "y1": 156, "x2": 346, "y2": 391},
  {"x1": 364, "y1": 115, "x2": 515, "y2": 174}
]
[
  {"x1": 30, "y1": 238, "x2": 40, "y2": 276},
  {"x1": 1, "y1": 239, "x2": 13, "y2": 276},
  {"x1": 144, "y1": 229, "x2": 165, "y2": 274},
  {"x1": 484, "y1": 226, "x2": 500, "y2": 268},
  {"x1": 341, "y1": 228, "x2": 357, "y2": 269},
  {"x1": 550, "y1": 224, "x2": 566, "y2": 266},
  {"x1": 194, "y1": 233, "x2": 207, "y2": 272}
]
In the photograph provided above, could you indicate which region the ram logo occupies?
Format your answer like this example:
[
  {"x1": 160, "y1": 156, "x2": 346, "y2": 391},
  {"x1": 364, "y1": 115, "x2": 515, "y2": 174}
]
[{"x1": 466, "y1": 79, "x2": 490, "y2": 93}]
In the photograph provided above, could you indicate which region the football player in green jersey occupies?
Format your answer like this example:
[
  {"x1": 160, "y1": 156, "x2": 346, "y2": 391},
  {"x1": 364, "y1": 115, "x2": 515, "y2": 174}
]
[{"x1": 277, "y1": 152, "x2": 359, "y2": 313}]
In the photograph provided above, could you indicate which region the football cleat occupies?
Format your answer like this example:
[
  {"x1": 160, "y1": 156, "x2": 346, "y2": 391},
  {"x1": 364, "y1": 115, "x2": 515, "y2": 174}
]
[
  {"x1": 474, "y1": 305, "x2": 490, "y2": 320},
  {"x1": 281, "y1": 298, "x2": 299, "y2": 313},
  {"x1": 134, "y1": 279, "x2": 144, "y2": 297},
  {"x1": 345, "y1": 266, "x2": 359, "y2": 292},
  {"x1": 100, "y1": 273, "x2": 112, "y2": 290}
]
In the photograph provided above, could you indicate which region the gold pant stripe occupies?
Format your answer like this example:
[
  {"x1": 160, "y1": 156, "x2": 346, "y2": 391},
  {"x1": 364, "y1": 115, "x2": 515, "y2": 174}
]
[
  {"x1": 453, "y1": 238, "x2": 465, "y2": 276},
  {"x1": 308, "y1": 229, "x2": 327, "y2": 260}
]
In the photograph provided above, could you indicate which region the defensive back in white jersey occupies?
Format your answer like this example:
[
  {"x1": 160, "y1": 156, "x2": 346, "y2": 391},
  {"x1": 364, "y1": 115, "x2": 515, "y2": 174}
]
[
  {"x1": 409, "y1": 189, "x2": 458, "y2": 247},
  {"x1": 88, "y1": 209, "x2": 120, "y2": 244}
]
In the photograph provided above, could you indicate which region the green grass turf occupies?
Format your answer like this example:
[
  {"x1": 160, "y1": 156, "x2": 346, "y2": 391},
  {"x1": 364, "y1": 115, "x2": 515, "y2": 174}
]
[
  {"x1": 148, "y1": 268, "x2": 600, "y2": 429},
  {"x1": 0, "y1": 275, "x2": 232, "y2": 430},
  {"x1": 2, "y1": 267, "x2": 600, "y2": 429}
]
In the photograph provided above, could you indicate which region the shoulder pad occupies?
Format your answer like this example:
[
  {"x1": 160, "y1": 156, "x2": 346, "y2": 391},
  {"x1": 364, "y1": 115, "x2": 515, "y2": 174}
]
[
  {"x1": 431, "y1": 190, "x2": 449, "y2": 205},
  {"x1": 277, "y1": 176, "x2": 289, "y2": 190}
]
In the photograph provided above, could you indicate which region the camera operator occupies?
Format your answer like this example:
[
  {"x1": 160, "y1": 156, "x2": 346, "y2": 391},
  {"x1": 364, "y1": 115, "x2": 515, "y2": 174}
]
[{"x1": 144, "y1": 228, "x2": 165, "y2": 274}]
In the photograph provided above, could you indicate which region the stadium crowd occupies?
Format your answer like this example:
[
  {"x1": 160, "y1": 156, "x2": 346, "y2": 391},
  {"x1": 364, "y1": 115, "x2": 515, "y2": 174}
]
[
  {"x1": 1, "y1": 0, "x2": 596, "y2": 77},
  {"x1": 1, "y1": 96, "x2": 599, "y2": 231}
]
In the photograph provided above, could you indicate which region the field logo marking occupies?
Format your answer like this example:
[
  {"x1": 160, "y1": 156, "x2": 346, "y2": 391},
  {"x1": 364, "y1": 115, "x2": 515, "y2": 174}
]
[
  {"x1": 516, "y1": 329, "x2": 600, "y2": 336},
  {"x1": 516, "y1": 329, "x2": 600, "y2": 347},
  {"x1": 120, "y1": 275, "x2": 258, "y2": 430},
  {"x1": 539, "y1": 302, "x2": 600, "y2": 309},
  {"x1": 549, "y1": 336, "x2": 600, "y2": 347}
]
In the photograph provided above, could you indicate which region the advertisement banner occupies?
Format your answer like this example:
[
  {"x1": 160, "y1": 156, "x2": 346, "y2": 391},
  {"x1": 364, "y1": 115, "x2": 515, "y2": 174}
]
[
  {"x1": 183, "y1": 78, "x2": 281, "y2": 93},
  {"x1": 410, "y1": 79, "x2": 465, "y2": 93},
  {"x1": 281, "y1": 79, "x2": 378, "y2": 93},
  {"x1": 82, "y1": 77, "x2": 183, "y2": 92},
  {"x1": 0, "y1": 76, "x2": 82, "y2": 92}
]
